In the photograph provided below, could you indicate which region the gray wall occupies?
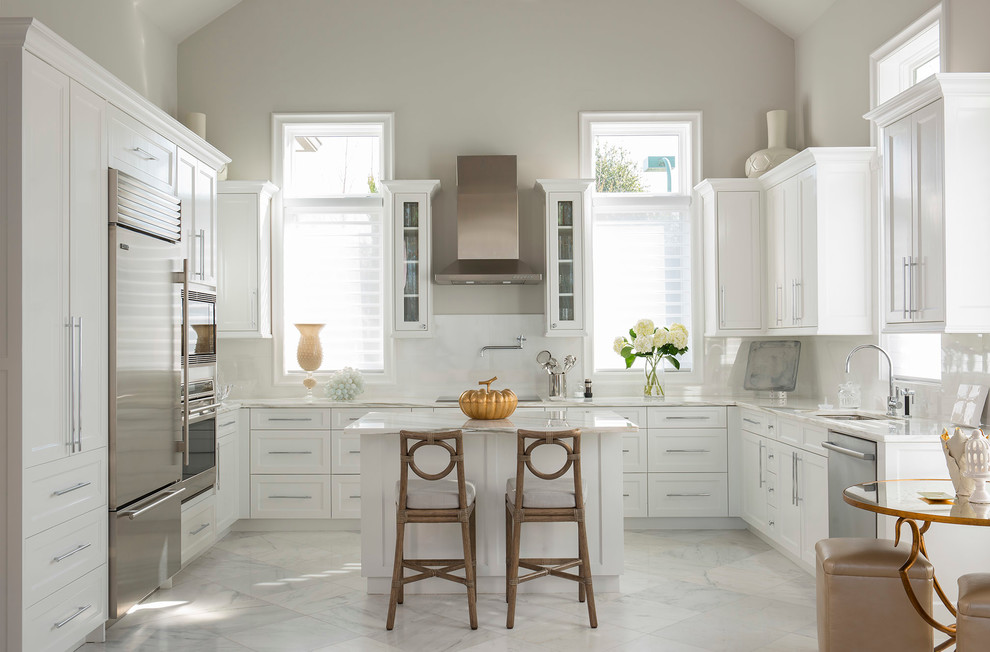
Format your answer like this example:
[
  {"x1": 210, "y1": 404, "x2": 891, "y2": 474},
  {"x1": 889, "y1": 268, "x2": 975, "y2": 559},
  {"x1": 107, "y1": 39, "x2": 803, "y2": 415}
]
[
  {"x1": 2, "y1": 0, "x2": 179, "y2": 114},
  {"x1": 178, "y1": 0, "x2": 795, "y2": 315},
  {"x1": 794, "y1": 0, "x2": 939, "y2": 148}
]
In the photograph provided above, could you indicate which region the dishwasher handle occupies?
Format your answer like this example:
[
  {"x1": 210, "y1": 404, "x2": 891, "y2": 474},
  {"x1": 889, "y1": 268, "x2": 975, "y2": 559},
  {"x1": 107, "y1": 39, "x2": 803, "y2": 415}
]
[{"x1": 822, "y1": 441, "x2": 876, "y2": 461}]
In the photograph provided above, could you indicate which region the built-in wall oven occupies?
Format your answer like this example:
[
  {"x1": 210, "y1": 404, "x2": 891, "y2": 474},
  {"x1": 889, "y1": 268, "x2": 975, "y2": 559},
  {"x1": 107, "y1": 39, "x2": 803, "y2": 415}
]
[
  {"x1": 180, "y1": 369, "x2": 218, "y2": 498},
  {"x1": 823, "y1": 431, "x2": 878, "y2": 538}
]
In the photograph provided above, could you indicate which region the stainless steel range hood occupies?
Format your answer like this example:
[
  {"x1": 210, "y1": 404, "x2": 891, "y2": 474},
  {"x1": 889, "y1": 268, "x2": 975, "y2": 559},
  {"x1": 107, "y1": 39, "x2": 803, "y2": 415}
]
[{"x1": 434, "y1": 155, "x2": 542, "y2": 285}]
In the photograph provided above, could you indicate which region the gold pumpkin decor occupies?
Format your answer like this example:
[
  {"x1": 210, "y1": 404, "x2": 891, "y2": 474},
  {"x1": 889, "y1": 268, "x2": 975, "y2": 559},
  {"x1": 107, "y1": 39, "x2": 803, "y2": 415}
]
[{"x1": 458, "y1": 376, "x2": 518, "y2": 420}]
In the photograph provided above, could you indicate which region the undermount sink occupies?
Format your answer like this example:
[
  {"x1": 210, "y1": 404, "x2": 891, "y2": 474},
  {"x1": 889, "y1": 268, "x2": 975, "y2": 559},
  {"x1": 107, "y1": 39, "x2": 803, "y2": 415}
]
[{"x1": 816, "y1": 413, "x2": 898, "y2": 421}]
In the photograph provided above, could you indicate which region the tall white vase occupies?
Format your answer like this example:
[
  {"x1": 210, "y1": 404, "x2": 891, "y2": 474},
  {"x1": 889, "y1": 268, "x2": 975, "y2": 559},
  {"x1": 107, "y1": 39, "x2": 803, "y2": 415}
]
[{"x1": 745, "y1": 109, "x2": 798, "y2": 178}]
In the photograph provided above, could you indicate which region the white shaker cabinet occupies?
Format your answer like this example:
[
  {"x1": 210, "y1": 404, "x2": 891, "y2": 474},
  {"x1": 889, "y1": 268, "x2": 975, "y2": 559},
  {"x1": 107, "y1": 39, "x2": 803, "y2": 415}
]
[
  {"x1": 215, "y1": 411, "x2": 242, "y2": 532},
  {"x1": 178, "y1": 148, "x2": 219, "y2": 287},
  {"x1": 760, "y1": 148, "x2": 875, "y2": 335},
  {"x1": 381, "y1": 180, "x2": 440, "y2": 336},
  {"x1": 537, "y1": 179, "x2": 593, "y2": 336},
  {"x1": 697, "y1": 179, "x2": 763, "y2": 335},
  {"x1": 866, "y1": 74, "x2": 990, "y2": 332},
  {"x1": 217, "y1": 181, "x2": 278, "y2": 337}
]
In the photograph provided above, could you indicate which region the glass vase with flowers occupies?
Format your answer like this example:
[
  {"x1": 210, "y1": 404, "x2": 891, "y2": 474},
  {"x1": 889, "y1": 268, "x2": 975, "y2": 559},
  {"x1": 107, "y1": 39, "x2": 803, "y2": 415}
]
[{"x1": 613, "y1": 319, "x2": 689, "y2": 399}]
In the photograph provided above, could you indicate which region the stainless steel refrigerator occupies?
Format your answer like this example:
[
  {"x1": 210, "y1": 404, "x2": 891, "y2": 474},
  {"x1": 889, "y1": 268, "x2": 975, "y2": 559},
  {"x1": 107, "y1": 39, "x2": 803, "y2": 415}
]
[{"x1": 107, "y1": 169, "x2": 186, "y2": 618}]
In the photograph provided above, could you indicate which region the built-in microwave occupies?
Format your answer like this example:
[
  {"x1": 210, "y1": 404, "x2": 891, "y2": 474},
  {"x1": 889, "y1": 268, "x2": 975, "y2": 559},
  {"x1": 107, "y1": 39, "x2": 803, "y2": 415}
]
[{"x1": 184, "y1": 284, "x2": 216, "y2": 365}]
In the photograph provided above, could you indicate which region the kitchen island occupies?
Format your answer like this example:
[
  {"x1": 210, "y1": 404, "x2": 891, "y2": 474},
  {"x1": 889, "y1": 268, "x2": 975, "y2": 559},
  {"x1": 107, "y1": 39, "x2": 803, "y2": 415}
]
[{"x1": 347, "y1": 409, "x2": 637, "y2": 594}]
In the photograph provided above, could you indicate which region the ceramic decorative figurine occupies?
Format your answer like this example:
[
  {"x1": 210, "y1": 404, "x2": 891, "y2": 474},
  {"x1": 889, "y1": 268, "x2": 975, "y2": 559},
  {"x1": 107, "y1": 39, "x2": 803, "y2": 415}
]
[
  {"x1": 745, "y1": 110, "x2": 798, "y2": 178},
  {"x1": 943, "y1": 427, "x2": 977, "y2": 496}
]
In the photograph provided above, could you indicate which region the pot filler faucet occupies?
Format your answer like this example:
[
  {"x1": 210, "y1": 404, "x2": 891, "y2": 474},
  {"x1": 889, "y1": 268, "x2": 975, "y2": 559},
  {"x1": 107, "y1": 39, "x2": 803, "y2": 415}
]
[{"x1": 844, "y1": 344, "x2": 901, "y2": 416}]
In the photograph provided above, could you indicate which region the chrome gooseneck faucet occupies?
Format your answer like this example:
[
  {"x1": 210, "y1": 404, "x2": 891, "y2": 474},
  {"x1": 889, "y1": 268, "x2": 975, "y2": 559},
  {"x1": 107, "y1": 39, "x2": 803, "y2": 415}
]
[{"x1": 844, "y1": 344, "x2": 901, "y2": 416}]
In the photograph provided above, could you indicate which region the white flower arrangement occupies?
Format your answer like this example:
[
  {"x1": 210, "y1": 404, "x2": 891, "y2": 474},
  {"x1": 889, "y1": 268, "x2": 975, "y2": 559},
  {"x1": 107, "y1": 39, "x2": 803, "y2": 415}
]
[
  {"x1": 613, "y1": 320, "x2": 690, "y2": 397},
  {"x1": 325, "y1": 366, "x2": 365, "y2": 401}
]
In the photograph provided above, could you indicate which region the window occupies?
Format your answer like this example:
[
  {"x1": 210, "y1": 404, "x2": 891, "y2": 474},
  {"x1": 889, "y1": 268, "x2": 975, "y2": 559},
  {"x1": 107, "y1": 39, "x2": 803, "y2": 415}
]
[
  {"x1": 579, "y1": 112, "x2": 701, "y2": 377},
  {"x1": 870, "y1": 7, "x2": 943, "y2": 382},
  {"x1": 272, "y1": 113, "x2": 394, "y2": 380}
]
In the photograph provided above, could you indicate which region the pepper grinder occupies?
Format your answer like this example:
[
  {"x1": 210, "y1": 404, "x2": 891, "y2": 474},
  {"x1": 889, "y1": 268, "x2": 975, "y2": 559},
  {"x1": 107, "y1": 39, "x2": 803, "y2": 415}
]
[{"x1": 584, "y1": 379, "x2": 593, "y2": 399}]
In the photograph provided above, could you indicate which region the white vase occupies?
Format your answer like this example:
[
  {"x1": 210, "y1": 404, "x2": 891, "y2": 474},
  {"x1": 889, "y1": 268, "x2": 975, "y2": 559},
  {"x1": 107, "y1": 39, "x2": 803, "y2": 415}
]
[{"x1": 745, "y1": 109, "x2": 798, "y2": 178}]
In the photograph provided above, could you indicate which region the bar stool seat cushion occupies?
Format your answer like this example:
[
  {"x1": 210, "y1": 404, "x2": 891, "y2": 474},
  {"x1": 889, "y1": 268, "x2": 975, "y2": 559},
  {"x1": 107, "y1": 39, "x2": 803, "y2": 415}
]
[
  {"x1": 396, "y1": 479, "x2": 476, "y2": 509},
  {"x1": 958, "y1": 573, "x2": 990, "y2": 618},
  {"x1": 506, "y1": 477, "x2": 588, "y2": 508}
]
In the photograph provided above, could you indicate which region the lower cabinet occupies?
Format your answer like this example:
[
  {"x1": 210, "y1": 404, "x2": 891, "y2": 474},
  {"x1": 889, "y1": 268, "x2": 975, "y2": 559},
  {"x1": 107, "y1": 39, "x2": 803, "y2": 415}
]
[
  {"x1": 622, "y1": 407, "x2": 729, "y2": 518},
  {"x1": 23, "y1": 565, "x2": 107, "y2": 652},
  {"x1": 250, "y1": 475, "x2": 332, "y2": 518},
  {"x1": 181, "y1": 492, "x2": 216, "y2": 566},
  {"x1": 738, "y1": 409, "x2": 829, "y2": 570},
  {"x1": 331, "y1": 476, "x2": 362, "y2": 519},
  {"x1": 215, "y1": 422, "x2": 240, "y2": 532}
]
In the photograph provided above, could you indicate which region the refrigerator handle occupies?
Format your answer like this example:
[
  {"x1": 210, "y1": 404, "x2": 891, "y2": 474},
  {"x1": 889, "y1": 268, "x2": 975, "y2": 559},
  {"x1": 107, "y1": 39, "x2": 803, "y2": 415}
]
[{"x1": 182, "y1": 258, "x2": 191, "y2": 467}]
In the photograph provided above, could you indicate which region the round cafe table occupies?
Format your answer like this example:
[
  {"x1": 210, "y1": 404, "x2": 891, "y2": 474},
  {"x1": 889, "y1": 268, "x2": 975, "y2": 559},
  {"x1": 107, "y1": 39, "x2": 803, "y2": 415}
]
[{"x1": 843, "y1": 479, "x2": 990, "y2": 647}]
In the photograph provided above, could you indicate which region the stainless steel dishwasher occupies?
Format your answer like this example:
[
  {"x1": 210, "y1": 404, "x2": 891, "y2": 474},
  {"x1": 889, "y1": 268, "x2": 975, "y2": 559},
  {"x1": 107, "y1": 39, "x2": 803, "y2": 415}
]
[{"x1": 822, "y1": 431, "x2": 878, "y2": 538}]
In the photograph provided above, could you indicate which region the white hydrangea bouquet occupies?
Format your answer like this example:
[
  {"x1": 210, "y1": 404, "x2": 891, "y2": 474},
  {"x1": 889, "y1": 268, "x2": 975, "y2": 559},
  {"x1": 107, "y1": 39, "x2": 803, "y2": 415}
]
[
  {"x1": 613, "y1": 319, "x2": 689, "y2": 398},
  {"x1": 324, "y1": 366, "x2": 365, "y2": 401}
]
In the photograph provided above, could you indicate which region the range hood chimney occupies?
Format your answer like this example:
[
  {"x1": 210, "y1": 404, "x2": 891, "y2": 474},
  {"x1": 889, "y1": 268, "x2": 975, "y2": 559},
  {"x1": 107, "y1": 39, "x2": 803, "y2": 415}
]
[{"x1": 434, "y1": 155, "x2": 542, "y2": 285}]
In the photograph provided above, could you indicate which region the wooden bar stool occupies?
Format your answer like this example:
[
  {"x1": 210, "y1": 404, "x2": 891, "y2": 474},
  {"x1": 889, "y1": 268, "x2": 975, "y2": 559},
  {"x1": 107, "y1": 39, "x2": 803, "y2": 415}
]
[
  {"x1": 505, "y1": 428, "x2": 597, "y2": 629},
  {"x1": 386, "y1": 429, "x2": 477, "y2": 630}
]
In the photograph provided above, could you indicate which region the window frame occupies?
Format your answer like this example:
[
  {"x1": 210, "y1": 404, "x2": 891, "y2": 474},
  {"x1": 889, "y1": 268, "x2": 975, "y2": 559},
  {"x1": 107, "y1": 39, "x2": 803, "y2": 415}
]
[
  {"x1": 271, "y1": 112, "x2": 396, "y2": 386},
  {"x1": 578, "y1": 111, "x2": 704, "y2": 388}
]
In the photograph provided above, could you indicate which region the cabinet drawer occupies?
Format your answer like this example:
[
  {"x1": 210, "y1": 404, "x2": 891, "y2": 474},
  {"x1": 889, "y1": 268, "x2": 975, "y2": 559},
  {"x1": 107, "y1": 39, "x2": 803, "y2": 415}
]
[
  {"x1": 620, "y1": 431, "x2": 648, "y2": 472},
  {"x1": 777, "y1": 418, "x2": 802, "y2": 446},
  {"x1": 803, "y1": 425, "x2": 828, "y2": 454},
  {"x1": 566, "y1": 406, "x2": 647, "y2": 428},
  {"x1": 648, "y1": 406, "x2": 726, "y2": 428},
  {"x1": 251, "y1": 408, "x2": 330, "y2": 430},
  {"x1": 647, "y1": 473, "x2": 728, "y2": 517},
  {"x1": 648, "y1": 430, "x2": 727, "y2": 473},
  {"x1": 24, "y1": 449, "x2": 107, "y2": 538},
  {"x1": 217, "y1": 411, "x2": 240, "y2": 438},
  {"x1": 108, "y1": 106, "x2": 175, "y2": 192},
  {"x1": 251, "y1": 431, "x2": 330, "y2": 474},
  {"x1": 739, "y1": 408, "x2": 773, "y2": 436},
  {"x1": 622, "y1": 473, "x2": 649, "y2": 518},
  {"x1": 332, "y1": 407, "x2": 410, "y2": 429},
  {"x1": 23, "y1": 565, "x2": 107, "y2": 652},
  {"x1": 331, "y1": 431, "x2": 361, "y2": 474},
  {"x1": 23, "y1": 509, "x2": 107, "y2": 608},
  {"x1": 331, "y1": 476, "x2": 362, "y2": 519},
  {"x1": 181, "y1": 496, "x2": 216, "y2": 566},
  {"x1": 251, "y1": 475, "x2": 331, "y2": 518}
]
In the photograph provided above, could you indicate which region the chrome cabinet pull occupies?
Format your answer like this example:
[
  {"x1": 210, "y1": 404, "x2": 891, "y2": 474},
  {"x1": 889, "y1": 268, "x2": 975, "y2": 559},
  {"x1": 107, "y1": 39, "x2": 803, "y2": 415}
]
[
  {"x1": 75, "y1": 317, "x2": 83, "y2": 452},
  {"x1": 743, "y1": 418, "x2": 760, "y2": 425},
  {"x1": 720, "y1": 285, "x2": 726, "y2": 327},
  {"x1": 776, "y1": 284, "x2": 783, "y2": 325},
  {"x1": 794, "y1": 280, "x2": 802, "y2": 322},
  {"x1": 348, "y1": 495, "x2": 360, "y2": 499},
  {"x1": 219, "y1": 420, "x2": 236, "y2": 428},
  {"x1": 251, "y1": 289, "x2": 258, "y2": 329},
  {"x1": 665, "y1": 449, "x2": 710, "y2": 453},
  {"x1": 132, "y1": 145, "x2": 158, "y2": 160},
  {"x1": 268, "y1": 450, "x2": 313, "y2": 455},
  {"x1": 664, "y1": 416, "x2": 710, "y2": 421},
  {"x1": 268, "y1": 417, "x2": 313, "y2": 422},
  {"x1": 908, "y1": 256, "x2": 917, "y2": 317},
  {"x1": 123, "y1": 488, "x2": 186, "y2": 519},
  {"x1": 189, "y1": 523, "x2": 210, "y2": 536},
  {"x1": 792, "y1": 279, "x2": 797, "y2": 325},
  {"x1": 758, "y1": 440, "x2": 764, "y2": 488},
  {"x1": 54, "y1": 604, "x2": 91, "y2": 629},
  {"x1": 792, "y1": 453, "x2": 798, "y2": 506},
  {"x1": 53, "y1": 481, "x2": 91, "y2": 496},
  {"x1": 666, "y1": 493, "x2": 712, "y2": 497},
  {"x1": 269, "y1": 495, "x2": 312, "y2": 499},
  {"x1": 347, "y1": 450, "x2": 360, "y2": 454},
  {"x1": 53, "y1": 543, "x2": 91, "y2": 563},
  {"x1": 67, "y1": 319, "x2": 75, "y2": 453},
  {"x1": 622, "y1": 493, "x2": 630, "y2": 497},
  {"x1": 198, "y1": 229, "x2": 206, "y2": 279},
  {"x1": 215, "y1": 438, "x2": 221, "y2": 492}
]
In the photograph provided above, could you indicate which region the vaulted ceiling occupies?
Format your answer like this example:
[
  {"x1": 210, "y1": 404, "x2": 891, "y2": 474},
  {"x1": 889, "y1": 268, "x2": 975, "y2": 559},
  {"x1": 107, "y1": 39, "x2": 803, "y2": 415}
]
[{"x1": 139, "y1": 0, "x2": 837, "y2": 44}]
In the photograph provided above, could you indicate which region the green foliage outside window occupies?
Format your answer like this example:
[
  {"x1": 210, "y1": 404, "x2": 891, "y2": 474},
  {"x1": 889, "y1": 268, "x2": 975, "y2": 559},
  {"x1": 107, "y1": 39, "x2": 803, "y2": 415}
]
[{"x1": 595, "y1": 142, "x2": 645, "y2": 193}]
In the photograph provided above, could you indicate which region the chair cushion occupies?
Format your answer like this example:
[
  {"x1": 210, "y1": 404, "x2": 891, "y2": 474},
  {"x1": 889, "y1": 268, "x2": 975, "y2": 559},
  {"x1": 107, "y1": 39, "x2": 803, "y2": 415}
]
[
  {"x1": 505, "y1": 477, "x2": 588, "y2": 508},
  {"x1": 958, "y1": 573, "x2": 990, "y2": 618},
  {"x1": 816, "y1": 538, "x2": 933, "y2": 580},
  {"x1": 396, "y1": 479, "x2": 476, "y2": 509}
]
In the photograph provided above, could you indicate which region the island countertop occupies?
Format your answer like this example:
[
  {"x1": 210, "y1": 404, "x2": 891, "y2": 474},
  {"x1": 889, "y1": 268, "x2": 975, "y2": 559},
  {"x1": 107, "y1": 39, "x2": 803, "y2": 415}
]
[{"x1": 342, "y1": 409, "x2": 639, "y2": 434}]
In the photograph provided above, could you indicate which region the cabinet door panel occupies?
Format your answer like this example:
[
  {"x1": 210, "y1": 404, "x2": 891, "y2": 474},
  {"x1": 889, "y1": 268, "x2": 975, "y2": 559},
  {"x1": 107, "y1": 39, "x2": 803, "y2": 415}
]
[
  {"x1": 216, "y1": 434, "x2": 240, "y2": 531},
  {"x1": 799, "y1": 452, "x2": 829, "y2": 567},
  {"x1": 716, "y1": 190, "x2": 762, "y2": 330},
  {"x1": 782, "y1": 177, "x2": 802, "y2": 327},
  {"x1": 195, "y1": 163, "x2": 218, "y2": 285},
  {"x1": 740, "y1": 431, "x2": 768, "y2": 531},
  {"x1": 218, "y1": 193, "x2": 260, "y2": 331},
  {"x1": 766, "y1": 183, "x2": 787, "y2": 329},
  {"x1": 914, "y1": 100, "x2": 944, "y2": 324},
  {"x1": 884, "y1": 114, "x2": 915, "y2": 324},
  {"x1": 796, "y1": 167, "x2": 818, "y2": 327},
  {"x1": 22, "y1": 53, "x2": 71, "y2": 467}
]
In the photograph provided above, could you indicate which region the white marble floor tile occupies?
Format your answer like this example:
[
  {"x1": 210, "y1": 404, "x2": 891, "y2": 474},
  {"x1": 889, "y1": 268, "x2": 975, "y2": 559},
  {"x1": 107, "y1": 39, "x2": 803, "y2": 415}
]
[{"x1": 84, "y1": 528, "x2": 817, "y2": 652}]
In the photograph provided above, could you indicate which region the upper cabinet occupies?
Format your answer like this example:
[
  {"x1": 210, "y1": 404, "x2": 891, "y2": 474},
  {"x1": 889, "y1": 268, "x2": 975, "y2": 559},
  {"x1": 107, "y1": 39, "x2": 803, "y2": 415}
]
[
  {"x1": 866, "y1": 74, "x2": 990, "y2": 333},
  {"x1": 381, "y1": 180, "x2": 440, "y2": 337},
  {"x1": 537, "y1": 179, "x2": 593, "y2": 336},
  {"x1": 218, "y1": 181, "x2": 278, "y2": 338},
  {"x1": 108, "y1": 106, "x2": 176, "y2": 194},
  {"x1": 178, "y1": 149, "x2": 218, "y2": 287},
  {"x1": 759, "y1": 148, "x2": 876, "y2": 336},
  {"x1": 696, "y1": 179, "x2": 763, "y2": 335}
]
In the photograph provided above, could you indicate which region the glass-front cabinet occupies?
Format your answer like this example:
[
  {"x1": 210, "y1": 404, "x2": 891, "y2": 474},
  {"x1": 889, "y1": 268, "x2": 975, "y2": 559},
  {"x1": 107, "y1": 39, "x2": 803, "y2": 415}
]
[
  {"x1": 537, "y1": 179, "x2": 592, "y2": 336},
  {"x1": 381, "y1": 180, "x2": 440, "y2": 336}
]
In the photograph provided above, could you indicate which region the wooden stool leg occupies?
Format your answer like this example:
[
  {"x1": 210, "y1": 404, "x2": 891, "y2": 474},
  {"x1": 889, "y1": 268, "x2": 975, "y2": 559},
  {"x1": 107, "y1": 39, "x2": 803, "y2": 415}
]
[
  {"x1": 460, "y1": 513, "x2": 478, "y2": 630},
  {"x1": 506, "y1": 514, "x2": 522, "y2": 629},
  {"x1": 505, "y1": 503, "x2": 511, "y2": 602},
  {"x1": 577, "y1": 517, "x2": 597, "y2": 628},
  {"x1": 386, "y1": 520, "x2": 406, "y2": 630}
]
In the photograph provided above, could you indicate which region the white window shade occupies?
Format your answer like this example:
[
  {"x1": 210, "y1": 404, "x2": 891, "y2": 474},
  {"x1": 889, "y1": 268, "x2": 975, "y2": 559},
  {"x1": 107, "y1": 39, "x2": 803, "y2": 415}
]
[
  {"x1": 593, "y1": 197, "x2": 693, "y2": 372},
  {"x1": 282, "y1": 208, "x2": 385, "y2": 373}
]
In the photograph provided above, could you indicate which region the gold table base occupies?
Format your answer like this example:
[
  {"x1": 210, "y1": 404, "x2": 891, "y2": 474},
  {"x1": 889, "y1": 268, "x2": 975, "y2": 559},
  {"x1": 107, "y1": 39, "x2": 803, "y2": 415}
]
[{"x1": 894, "y1": 517, "x2": 957, "y2": 649}]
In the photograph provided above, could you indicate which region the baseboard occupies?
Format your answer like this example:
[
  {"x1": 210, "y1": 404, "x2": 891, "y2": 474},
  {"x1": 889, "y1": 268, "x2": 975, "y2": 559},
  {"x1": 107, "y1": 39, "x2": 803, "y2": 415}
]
[
  {"x1": 624, "y1": 516, "x2": 747, "y2": 530},
  {"x1": 230, "y1": 518, "x2": 360, "y2": 532}
]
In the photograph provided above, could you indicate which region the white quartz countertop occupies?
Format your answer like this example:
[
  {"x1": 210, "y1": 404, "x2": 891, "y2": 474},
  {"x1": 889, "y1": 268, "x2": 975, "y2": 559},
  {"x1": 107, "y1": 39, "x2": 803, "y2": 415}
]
[
  {"x1": 342, "y1": 409, "x2": 638, "y2": 434},
  {"x1": 224, "y1": 396, "x2": 952, "y2": 444}
]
